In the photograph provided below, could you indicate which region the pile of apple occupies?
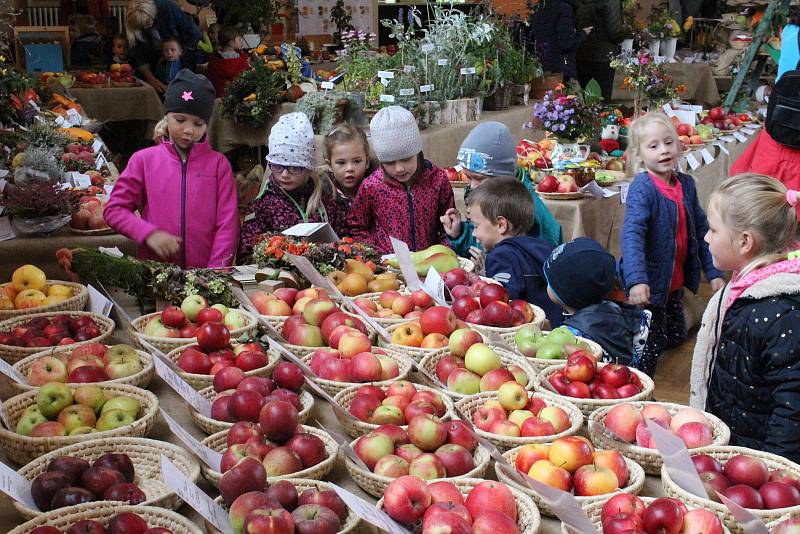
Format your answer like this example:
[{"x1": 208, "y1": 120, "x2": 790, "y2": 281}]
[
  {"x1": 389, "y1": 306, "x2": 463, "y2": 349},
  {"x1": 219, "y1": 401, "x2": 329, "y2": 504},
  {"x1": 451, "y1": 281, "x2": 537, "y2": 328},
  {"x1": 142, "y1": 295, "x2": 249, "y2": 339},
  {"x1": 0, "y1": 314, "x2": 105, "y2": 348},
  {"x1": 516, "y1": 436, "x2": 630, "y2": 496},
  {"x1": 604, "y1": 403, "x2": 716, "y2": 450},
  {"x1": 0, "y1": 264, "x2": 75, "y2": 311},
  {"x1": 31, "y1": 452, "x2": 143, "y2": 511},
  {"x1": 26, "y1": 342, "x2": 143, "y2": 386},
  {"x1": 280, "y1": 292, "x2": 372, "y2": 349},
  {"x1": 30, "y1": 512, "x2": 176, "y2": 534},
  {"x1": 308, "y1": 345, "x2": 401, "y2": 384},
  {"x1": 209, "y1": 361, "x2": 305, "y2": 424},
  {"x1": 75, "y1": 71, "x2": 107, "y2": 85},
  {"x1": 514, "y1": 325, "x2": 593, "y2": 360},
  {"x1": 346, "y1": 381, "x2": 447, "y2": 426},
  {"x1": 383, "y1": 476, "x2": 522, "y2": 533},
  {"x1": 226, "y1": 482, "x2": 348, "y2": 534},
  {"x1": 71, "y1": 195, "x2": 110, "y2": 231},
  {"x1": 599, "y1": 494, "x2": 725, "y2": 534},
  {"x1": 471, "y1": 384, "x2": 572, "y2": 439},
  {"x1": 691, "y1": 452, "x2": 800, "y2": 509},
  {"x1": 109, "y1": 63, "x2": 135, "y2": 84},
  {"x1": 16, "y1": 383, "x2": 141, "y2": 437},
  {"x1": 249, "y1": 287, "x2": 314, "y2": 317},
  {"x1": 435, "y1": 336, "x2": 530, "y2": 396},
  {"x1": 352, "y1": 415, "x2": 479, "y2": 480},
  {"x1": 537, "y1": 173, "x2": 578, "y2": 194},
  {"x1": 329, "y1": 258, "x2": 401, "y2": 296},
  {"x1": 547, "y1": 355, "x2": 645, "y2": 400},
  {"x1": 701, "y1": 107, "x2": 746, "y2": 131},
  {"x1": 353, "y1": 289, "x2": 436, "y2": 321},
  {"x1": 61, "y1": 144, "x2": 100, "y2": 173}
]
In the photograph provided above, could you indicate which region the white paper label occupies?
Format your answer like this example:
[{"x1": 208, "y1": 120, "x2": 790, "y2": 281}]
[
  {"x1": 104, "y1": 184, "x2": 114, "y2": 195},
  {"x1": 67, "y1": 108, "x2": 82, "y2": 126},
  {"x1": 741, "y1": 127, "x2": 756, "y2": 135},
  {"x1": 421, "y1": 44, "x2": 434, "y2": 53},
  {"x1": 55, "y1": 116, "x2": 68, "y2": 127},
  {"x1": 337, "y1": 291, "x2": 391, "y2": 342},
  {"x1": 70, "y1": 172, "x2": 93, "y2": 189},
  {"x1": 99, "y1": 246, "x2": 124, "y2": 258},
  {"x1": 619, "y1": 182, "x2": 630, "y2": 205},
  {"x1": 423, "y1": 266, "x2": 448, "y2": 306},
  {"x1": 685, "y1": 153, "x2": 701, "y2": 170},
  {"x1": 87, "y1": 284, "x2": 113, "y2": 316},
  {"x1": 719, "y1": 135, "x2": 736, "y2": 143},
  {"x1": 330, "y1": 484, "x2": 411, "y2": 534},
  {"x1": 95, "y1": 152, "x2": 108, "y2": 170},
  {"x1": 0, "y1": 356, "x2": 28, "y2": 384},
  {"x1": 714, "y1": 142, "x2": 730, "y2": 155},
  {"x1": 717, "y1": 494, "x2": 770, "y2": 534},
  {"x1": 646, "y1": 419, "x2": 708, "y2": 498},
  {"x1": 377, "y1": 70, "x2": 395, "y2": 79},
  {"x1": 27, "y1": 99, "x2": 40, "y2": 111},
  {"x1": 579, "y1": 180, "x2": 617, "y2": 198},
  {"x1": 437, "y1": 58, "x2": 449, "y2": 66},
  {"x1": 399, "y1": 88, "x2": 414, "y2": 96},
  {"x1": 733, "y1": 131, "x2": 748, "y2": 142},
  {"x1": 321, "y1": 81, "x2": 334, "y2": 90},
  {"x1": 161, "y1": 456, "x2": 233, "y2": 534},
  {"x1": 420, "y1": 84, "x2": 433, "y2": 93},
  {"x1": 0, "y1": 460, "x2": 37, "y2": 509},
  {"x1": 0, "y1": 217, "x2": 14, "y2": 242},
  {"x1": 92, "y1": 138, "x2": 103, "y2": 152},
  {"x1": 403, "y1": 65, "x2": 416, "y2": 73},
  {"x1": 460, "y1": 67, "x2": 476, "y2": 75},
  {"x1": 662, "y1": 103, "x2": 676, "y2": 117},
  {"x1": 700, "y1": 148, "x2": 714, "y2": 164},
  {"x1": 379, "y1": 94, "x2": 395, "y2": 103},
  {"x1": 152, "y1": 354, "x2": 212, "y2": 417},
  {"x1": 390, "y1": 237, "x2": 423, "y2": 291},
  {"x1": 159, "y1": 409, "x2": 222, "y2": 471}
]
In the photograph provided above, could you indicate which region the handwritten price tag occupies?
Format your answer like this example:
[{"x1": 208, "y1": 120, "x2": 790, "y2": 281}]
[
  {"x1": 0, "y1": 356, "x2": 28, "y2": 384},
  {"x1": 161, "y1": 456, "x2": 233, "y2": 534},
  {"x1": 87, "y1": 284, "x2": 113, "y2": 316},
  {"x1": 91, "y1": 138, "x2": 103, "y2": 153},
  {"x1": 0, "y1": 460, "x2": 37, "y2": 510},
  {"x1": 700, "y1": 148, "x2": 715, "y2": 165},
  {"x1": 67, "y1": 108, "x2": 82, "y2": 126},
  {"x1": 330, "y1": 483, "x2": 411, "y2": 534},
  {"x1": 422, "y1": 266, "x2": 448, "y2": 306},
  {"x1": 152, "y1": 354, "x2": 212, "y2": 417},
  {"x1": 95, "y1": 152, "x2": 108, "y2": 170},
  {"x1": 390, "y1": 237, "x2": 423, "y2": 291},
  {"x1": 646, "y1": 419, "x2": 708, "y2": 498},
  {"x1": 733, "y1": 131, "x2": 748, "y2": 143},
  {"x1": 713, "y1": 142, "x2": 730, "y2": 155},
  {"x1": 685, "y1": 152, "x2": 701, "y2": 170},
  {"x1": 160, "y1": 409, "x2": 222, "y2": 471}
]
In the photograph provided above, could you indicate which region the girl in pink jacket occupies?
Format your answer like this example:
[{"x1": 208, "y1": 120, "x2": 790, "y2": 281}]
[{"x1": 105, "y1": 69, "x2": 239, "y2": 268}]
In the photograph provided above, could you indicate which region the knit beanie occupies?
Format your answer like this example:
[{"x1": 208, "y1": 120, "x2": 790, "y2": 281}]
[
  {"x1": 163, "y1": 69, "x2": 215, "y2": 124},
  {"x1": 457, "y1": 121, "x2": 517, "y2": 176},
  {"x1": 543, "y1": 237, "x2": 617, "y2": 309},
  {"x1": 369, "y1": 106, "x2": 423, "y2": 162},
  {"x1": 267, "y1": 112, "x2": 316, "y2": 169}
]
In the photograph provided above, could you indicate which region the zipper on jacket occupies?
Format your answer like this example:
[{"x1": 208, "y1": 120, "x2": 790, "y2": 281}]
[
  {"x1": 180, "y1": 155, "x2": 188, "y2": 269},
  {"x1": 405, "y1": 185, "x2": 417, "y2": 250}
]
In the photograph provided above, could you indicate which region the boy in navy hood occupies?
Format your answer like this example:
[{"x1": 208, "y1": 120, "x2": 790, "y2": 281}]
[{"x1": 466, "y1": 177, "x2": 562, "y2": 327}]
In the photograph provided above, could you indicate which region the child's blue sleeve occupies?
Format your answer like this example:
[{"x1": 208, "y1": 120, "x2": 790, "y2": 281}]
[
  {"x1": 486, "y1": 249, "x2": 525, "y2": 300},
  {"x1": 447, "y1": 221, "x2": 479, "y2": 258}
]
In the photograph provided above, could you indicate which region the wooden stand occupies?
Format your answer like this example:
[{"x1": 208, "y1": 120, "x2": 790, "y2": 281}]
[{"x1": 13, "y1": 25, "x2": 71, "y2": 71}]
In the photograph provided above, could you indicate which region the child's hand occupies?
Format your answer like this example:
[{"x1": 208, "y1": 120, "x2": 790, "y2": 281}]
[
  {"x1": 629, "y1": 283, "x2": 651, "y2": 306},
  {"x1": 146, "y1": 230, "x2": 181, "y2": 260},
  {"x1": 469, "y1": 246, "x2": 485, "y2": 276},
  {"x1": 710, "y1": 277, "x2": 726, "y2": 292},
  {"x1": 440, "y1": 208, "x2": 462, "y2": 238}
]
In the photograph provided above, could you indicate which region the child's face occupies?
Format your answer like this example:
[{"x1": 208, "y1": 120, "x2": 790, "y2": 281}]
[
  {"x1": 167, "y1": 112, "x2": 207, "y2": 150},
  {"x1": 463, "y1": 169, "x2": 489, "y2": 191},
  {"x1": 705, "y1": 200, "x2": 748, "y2": 272},
  {"x1": 382, "y1": 155, "x2": 418, "y2": 184},
  {"x1": 328, "y1": 140, "x2": 368, "y2": 193},
  {"x1": 638, "y1": 122, "x2": 680, "y2": 180},
  {"x1": 113, "y1": 39, "x2": 127, "y2": 56},
  {"x1": 271, "y1": 165, "x2": 311, "y2": 192},
  {"x1": 467, "y1": 204, "x2": 506, "y2": 252},
  {"x1": 163, "y1": 41, "x2": 182, "y2": 61}
]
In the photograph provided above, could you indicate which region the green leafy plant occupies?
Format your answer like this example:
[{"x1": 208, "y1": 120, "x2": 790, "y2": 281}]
[
  {"x1": 295, "y1": 91, "x2": 358, "y2": 134},
  {"x1": 18, "y1": 146, "x2": 64, "y2": 180},
  {"x1": 221, "y1": 56, "x2": 285, "y2": 127},
  {"x1": 24, "y1": 122, "x2": 69, "y2": 149},
  {"x1": 330, "y1": 0, "x2": 353, "y2": 45},
  {"x1": 213, "y1": 0, "x2": 289, "y2": 31},
  {"x1": 0, "y1": 53, "x2": 35, "y2": 126}
]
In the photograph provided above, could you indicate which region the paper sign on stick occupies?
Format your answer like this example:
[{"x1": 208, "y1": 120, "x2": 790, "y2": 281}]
[
  {"x1": 717, "y1": 493, "x2": 770, "y2": 534},
  {"x1": 0, "y1": 356, "x2": 28, "y2": 384},
  {"x1": 87, "y1": 284, "x2": 113, "y2": 316},
  {"x1": 160, "y1": 409, "x2": 222, "y2": 471},
  {"x1": 0, "y1": 460, "x2": 37, "y2": 509},
  {"x1": 700, "y1": 148, "x2": 715, "y2": 165},
  {"x1": 685, "y1": 152, "x2": 701, "y2": 170},
  {"x1": 161, "y1": 456, "x2": 233, "y2": 534},
  {"x1": 330, "y1": 483, "x2": 411, "y2": 534},
  {"x1": 646, "y1": 419, "x2": 708, "y2": 498},
  {"x1": 423, "y1": 266, "x2": 448, "y2": 306},
  {"x1": 318, "y1": 421, "x2": 371, "y2": 471},
  {"x1": 390, "y1": 238, "x2": 423, "y2": 290},
  {"x1": 286, "y1": 253, "x2": 336, "y2": 292},
  {"x1": 152, "y1": 355, "x2": 213, "y2": 417}
]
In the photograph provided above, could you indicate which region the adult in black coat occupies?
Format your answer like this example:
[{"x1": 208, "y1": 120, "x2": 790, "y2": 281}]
[
  {"x1": 575, "y1": 0, "x2": 628, "y2": 99},
  {"x1": 529, "y1": 0, "x2": 592, "y2": 81}
]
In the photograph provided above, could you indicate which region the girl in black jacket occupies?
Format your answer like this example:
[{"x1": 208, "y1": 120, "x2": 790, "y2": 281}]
[
  {"x1": 691, "y1": 173, "x2": 800, "y2": 463},
  {"x1": 529, "y1": 0, "x2": 592, "y2": 80}
]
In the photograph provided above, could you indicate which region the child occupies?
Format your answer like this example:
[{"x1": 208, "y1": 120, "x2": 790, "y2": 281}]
[
  {"x1": 690, "y1": 173, "x2": 800, "y2": 462},
  {"x1": 544, "y1": 237, "x2": 647, "y2": 362},
  {"x1": 155, "y1": 36, "x2": 185, "y2": 86},
  {"x1": 466, "y1": 176, "x2": 562, "y2": 326},
  {"x1": 105, "y1": 69, "x2": 239, "y2": 268},
  {"x1": 620, "y1": 112, "x2": 725, "y2": 376},
  {"x1": 322, "y1": 123, "x2": 376, "y2": 208},
  {"x1": 71, "y1": 14, "x2": 103, "y2": 66},
  {"x1": 205, "y1": 26, "x2": 250, "y2": 97},
  {"x1": 110, "y1": 34, "x2": 129, "y2": 65},
  {"x1": 238, "y1": 113, "x2": 350, "y2": 260},
  {"x1": 348, "y1": 106, "x2": 455, "y2": 253}
]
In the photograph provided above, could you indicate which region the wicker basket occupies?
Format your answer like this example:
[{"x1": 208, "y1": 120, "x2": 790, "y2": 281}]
[
  {"x1": 0, "y1": 311, "x2": 115, "y2": 364},
  {"x1": 9, "y1": 503, "x2": 204, "y2": 534},
  {"x1": 0, "y1": 281, "x2": 88, "y2": 320},
  {"x1": 204, "y1": 478, "x2": 362, "y2": 534},
  {"x1": 279, "y1": 312, "x2": 379, "y2": 359},
  {"x1": 200, "y1": 425, "x2": 339, "y2": 488},
  {"x1": 661, "y1": 445, "x2": 800, "y2": 534},
  {"x1": 163, "y1": 343, "x2": 280, "y2": 390},
  {"x1": 128, "y1": 309, "x2": 259, "y2": 353},
  {"x1": 301, "y1": 347, "x2": 414, "y2": 396},
  {"x1": 497, "y1": 444, "x2": 646, "y2": 517},
  {"x1": 11, "y1": 345, "x2": 155, "y2": 394},
  {"x1": 466, "y1": 304, "x2": 547, "y2": 343},
  {"x1": 377, "y1": 322, "x2": 450, "y2": 363},
  {"x1": 14, "y1": 436, "x2": 201, "y2": 518},
  {"x1": 588, "y1": 401, "x2": 731, "y2": 475},
  {"x1": 359, "y1": 291, "x2": 414, "y2": 328},
  {"x1": 333, "y1": 383, "x2": 456, "y2": 438},
  {"x1": 345, "y1": 440, "x2": 492, "y2": 498},
  {"x1": 514, "y1": 333, "x2": 605, "y2": 372},
  {"x1": 454, "y1": 391, "x2": 584, "y2": 450},
  {"x1": 0, "y1": 383, "x2": 159, "y2": 464},
  {"x1": 536, "y1": 363, "x2": 655, "y2": 416},
  {"x1": 376, "y1": 477, "x2": 541, "y2": 533},
  {"x1": 418, "y1": 346, "x2": 540, "y2": 401},
  {"x1": 190, "y1": 387, "x2": 314, "y2": 434}
]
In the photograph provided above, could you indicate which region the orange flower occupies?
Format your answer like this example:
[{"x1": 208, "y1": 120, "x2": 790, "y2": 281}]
[
  {"x1": 338, "y1": 245, "x2": 352, "y2": 254},
  {"x1": 274, "y1": 249, "x2": 284, "y2": 259},
  {"x1": 341, "y1": 237, "x2": 354, "y2": 244},
  {"x1": 677, "y1": 84, "x2": 686, "y2": 93}
]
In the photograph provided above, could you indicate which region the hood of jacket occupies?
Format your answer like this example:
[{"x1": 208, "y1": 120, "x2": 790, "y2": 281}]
[{"x1": 564, "y1": 301, "x2": 642, "y2": 362}]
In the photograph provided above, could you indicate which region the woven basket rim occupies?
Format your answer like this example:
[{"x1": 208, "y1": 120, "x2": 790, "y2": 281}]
[
  {"x1": 130, "y1": 309, "x2": 258, "y2": 342},
  {"x1": 537, "y1": 362, "x2": 655, "y2": 411},
  {"x1": 0, "y1": 280, "x2": 88, "y2": 319},
  {"x1": 0, "y1": 311, "x2": 115, "y2": 354}
]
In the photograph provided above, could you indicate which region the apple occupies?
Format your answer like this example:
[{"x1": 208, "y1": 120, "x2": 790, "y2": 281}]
[
  {"x1": 676, "y1": 421, "x2": 714, "y2": 448},
  {"x1": 643, "y1": 498, "x2": 685, "y2": 534},
  {"x1": 464, "y1": 343, "x2": 501, "y2": 376},
  {"x1": 180, "y1": 294, "x2": 208, "y2": 322},
  {"x1": 31, "y1": 471, "x2": 72, "y2": 511},
  {"x1": 759, "y1": 481, "x2": 800, "y2": 509},
  {"x1": 219, "y1": 456, "x2": 267, "y2": 505},
  {"x1": 473, "y1": 405, "x2": 506, "y2": 432},
  {"x1": 724, "y1": 454, "x2": 769, "y2": 488},
  {"x1": 723, "y1": 484, "x2": 764, "y2": 509},
  {"x1": 259, "y1": 400, "x2": 300, "y2": 443},
  {"x1": 408, "y1": 414, "x2": 448, "y2": 452},
  {"x1": 598, "y1": 364, "x2": 631, "y2": 388},
  {"x1": 161, "y1": 306, "x2": 187, "y2": 328},
  {"x1": 354, "y1": 432, "x2": 395, "y2": 470},
  {"x1": 604, "y1": 403, "x2": 644, "y2": 443},
  {"x1": 383, "y1": 475, "x2": 432, "y2": 524},
  {"x1": 196, "y1": 322, "x2": 230, "y2": 352},
  {"x1": 96, "y1": 409, "x2": 135, "y2": 431},
  {"x1": 692, "y1": 454, "x2": 723, "y2": 474},
  {"x1": 682, "y1": 508, "x2": 724, "y2": 534},
  {"x1": 452, "y1": 296, "x2": 482, "y2": 321},
  {"x1": 446, "y1": 420, "x2": 477, "y2": 452},
  {"x1": 497, "y1": 381, "x2": 528, "y2": 410},
  {"x1": 423, "y1": 502, "x2": 471, "y2": 528},
  {"x1": 302, "y1": 298, "x2": 338, "y2": 327},
  {"x1": 292, "y1": 503, "x2": 341, "y2": 534},
  {"x1": 57, "y1": 404, "x2": 96, "y2": 433},
  {"x1": 548, "y1": 436, "x2": 593, "y2": 473},
  {"x1": 420, "y1": 306, "x2": 457, "y2": 336},
  {"x1": 243, "y1": 507, "x2": 295, "y2": 533},
  {"x1": 37, "y1": 382, "x2": 74, "y2": 418},
  {"x1": 480, "y1": 368, "x2": 516, "y2": 392},
  {"x1": 27, "y1": 356, "x2": 68, "y2": 386},
  {"x1": 262, "y1": 446, "x2": 303, "y2": 477},
  {"x1": 434, "y1": 443, "x2": 475, "y2": 476},
  {"x1": 297, "y1": 489, "x2": 346, "y2": 521},
  {"x1": 286, "y1": 432, "x2": 327, "y2": 469},
  {"x1": 465, "y1": 480, "x2": 517, "y2": 522}
]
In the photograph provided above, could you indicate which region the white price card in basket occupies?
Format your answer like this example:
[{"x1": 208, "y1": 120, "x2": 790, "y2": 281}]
[
  {"x1": 67, "y1": 108, "x2": 82, "y2": 126},
  {"x1": 286, "y1": 254, "x2": 335, "y2": 293},
  {"x1": 734, "y1": 131, "x2": 748, "y2": 143},
  {"x1": 379, "y1": 94, "x2": 395, "y2": 103},
  {"x1": 646, "y1": 419, "x2": 708, "y2": 498},
  {"x1": 152, "y1": 355, "x2": 212, "y2": 417},
  {"x1": 0, "y1": 355, "x2": 28, "y2": 383},
  {"x1": 685, "y1": 152, "x2": 701, "y2": 170},
  {"x1": 700, "y1": 148, "x2": 715, "y2": 164},
  {"x1": 104, "y1": 184, "x2": 114, "y2": 195},
  {"x1": 160, "y1": 408, "x2": 222, "y2": 471},
  {"x1": 423, "y1": 266, "x2": 448, "y2": 306},
  {"x1": 95, "y1": 152, "x2": 108, "y2": 170},
  {"x1": 69, "y1": 172, "x2": 92, "y2": 189},
  {"x1": 420, "y1": 84, "x2": 433, "y2": 93},
  {"x1": 92, "y1": 138, "x2": 103, "y2": 153},
  {"x1": 719, "y1": 135, "x2": 736, "y2": 143},
  {"x1": 161, "y1": 456, "x2": 233, "y2": 534},
  {"x1": 87, "y1": 284, "x2": 113, "y2": 316},
  {"x1": 391, "y1": 237, "x2": 423, "y2": 291},
  {"x1": 321, "y1": 81, "x2": 334, "y2": 90},
  {"x1": 330, "y1": 483, "x2": 411, "y2": 534},
  {"x1": 0, "y1": 459, "x2": 37, "y2": 509},
  {"x1": 377, "y1": 70, "x2": 395, "y2": 79},
  {"x1": 717, "y1": 493, "x2": 770, "y2": 534}
]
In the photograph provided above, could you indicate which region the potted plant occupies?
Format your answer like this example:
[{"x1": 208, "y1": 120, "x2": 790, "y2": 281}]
[
  {"x1": 646, "y1": 3, "x2": 682, "y2": 58},
  {"x1": 220, "y1": 56, "x2": 285, "y2": 127},
  {"x1": 330, "y1": 0, "x2": 354, "y2": 47},
  {"x1": 609, "y1": 49, "x2": 686, "y2": 115}
]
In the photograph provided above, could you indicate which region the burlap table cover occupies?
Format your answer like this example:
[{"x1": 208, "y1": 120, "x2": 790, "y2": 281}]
[
  {"x1": 612, "y1": 62, "x2": 721, "y2": 106},
  {"x1": 72, "y1": 85, "x2": 165, "y2": 124}
]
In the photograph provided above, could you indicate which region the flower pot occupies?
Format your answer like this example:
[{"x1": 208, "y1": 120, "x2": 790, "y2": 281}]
[
  {"x1": 425, "y1": 97, "x2": 482, "y2": 125},
  {"x1": 648, "y1": 40, "x2": 661, "y2": 57},
  {"x1": 345, "y1": 91, "x2": 369, "y2": 126},
  {"x1": 660, "y1": 37, "x2": 678, "y2": 59},
  {"x1": 483, "y1": 85, "x2": 513, "y2": 111},
  {"x1": 621, "y1": 38, "x2": 634, "y2": 52},
  {"x1": 511, "y1": 83, "x2": 530, "y2": 106},
  {"x1": 530, "y1": 74, "x2": 563, "y2": 100}
]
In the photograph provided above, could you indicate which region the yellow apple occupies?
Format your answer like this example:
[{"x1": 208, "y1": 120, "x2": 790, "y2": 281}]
[
  {"x1": 12, "y1": 265, "x2": 47, "y2": 292},
  {"x1": 47, "y1": 284, "x2": 72, "y2": 298},
  {"x1": 15, "y1": 289, "x2": 47, "y2": 309}
]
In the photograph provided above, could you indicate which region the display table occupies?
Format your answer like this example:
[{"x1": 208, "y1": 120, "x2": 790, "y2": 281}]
[
  {"x1": 209, "y1": 101, "x2": 298, "y2": 154},
  {"x1": 612, "y1": 62, "x2": 721, "y2": 106},
  {"x1": 71, "y1": 85, "x2": 165, "y2": 125}
]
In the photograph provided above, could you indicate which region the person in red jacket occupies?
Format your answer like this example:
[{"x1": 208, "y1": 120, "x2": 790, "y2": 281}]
[
  {"x1": 205, "y1": 26, "x2": 250, "y2": 97},
  {"x1": 347, "y1": 106, "x2": 455, "y2": 253}
]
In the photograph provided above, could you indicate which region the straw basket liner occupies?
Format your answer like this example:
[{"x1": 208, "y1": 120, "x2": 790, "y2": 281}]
[
  {"x1": 454, "y1": 391, "x2": 584, "y2": 450},
  {"x1": 12, "y1": 345, "x2": 155, "y2": 394},
  {"x1": 497, "y1": 444, "x2": 646, "y2": 517},
  {"x1": 204, "y1": 479, "x2": 362, "y2": 534},
  {"x1": 0, "y1": 311, "x2": 115, "y2": 364},
  {"x1": 128, "y1": 309, "x2": 259, "y2": 353},
  {"x1": 588, "y1": 401, "x2": 731, "y2": 474},
  {"x1": 0, "y1": 383, "x2": 159, "y2": 464},
  {"x1": 377, "y1": 322, "x2": 450, "y2": 363},
  {"x1": 466, "y1": 304, "x2": 547, "y2": 343},
  {"x1": 376, "y1": 477, "x2": 541, "y2": 534},
  {"x1": 190, "y1": 387, "x2": 314, "y2": 434},
  {"x1": 0, "y1": 281, "x2": 88, "y2": 320},
  {"x1": 9, "y1": 503, "x2": 203, "y2": 534},
  {"x1": 661, "y1": 445, "x2": 800, "y2": 534},
  {"x1": 515, "y1": 333, "x2": 605, "y2": 372},
  {"x1": 561, "y1": 497, "x2": 732, "y2": 534},
  {"x1": 200, "y1": 425, "x2": 338, "y2": 487},
  {"x1": 418, "y1": 346, "x2": 540, "y2": 401},
  {"x1": 301, "y1": 346, "x2": 413, "y2": 396},
  {"x1": 333, "y1": 383, "x2": 457, "y2": 438},
  {"x1": 346, "y1": 440, "x2": 491, "y2": 498},
  {"x1": 164, "y1": 343, "x2": 280, "y2": 390},
  {"x1": 537, "y1": 362, "x2": 655, "y2": 416},
  {"x1": 15, "y1": 436, "x2": 201, "y2": 519}
]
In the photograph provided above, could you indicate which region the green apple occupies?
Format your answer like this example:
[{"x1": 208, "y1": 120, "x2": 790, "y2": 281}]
[
  {"x1": 509, "y1": 409, "x2": 535, "y2": 427},
  {"x1": 96, "y1": 409, "x2": 135, "y2": 431},
  {"x1": 105, "y1": 344, "x2": 138, "y2": 361},
  {"x1": 100, "y1": 396, "x2": 140, "y2": 417},
  {"x1": 143, "y1": 317, "x2": 171, "y2": 337},
  {"x1": 105, "y1": 353, "x2": 143, "y2": 379},
  {"x1": 546, "y1": 326, "x2": 576, "y2": 347},
  {"x1": 516, "y1": 336, "x2": 547, "y2": 358},
  {"x1": 73, "y1": 385, "x2": 106, "y2": 413},
  {"x1": 211, "y1": 303, "x2": 229, "y2": 316},
  {"x1": 446, "y1": 368, "x2": 481, "y2": 395},
  {"x1": 223, "y1": 310, "x2": 247, "y2": 330},
  {"x1": 464, "y1": 343, "x2": 501, "y2": 377},
  {"x1": 36, "y1": 382, "x2": 74, "y2": 419},
  {"x1": 181, "y1": 294, "x2": 208, "y2": 322},
  {"x1": 535, "y1": 342, "x2": 566, "y2": 360},
  {"x1": 514, "y1": 323, "x2": 542, "y2": 345},
  {"x1": 68, "y1": 425, "x2": 95, "y2": 436},
  {"x1": 16, "y1": 407, "x2": 48, "y2": 436},
  {"x1": 57, "y1": 404, "x2": 96, "y2": 433}
]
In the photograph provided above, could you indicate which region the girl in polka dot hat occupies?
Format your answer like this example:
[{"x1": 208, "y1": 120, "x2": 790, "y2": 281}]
[{"x1": 691, "y1": 173, "x2": 800, "y2": 462}]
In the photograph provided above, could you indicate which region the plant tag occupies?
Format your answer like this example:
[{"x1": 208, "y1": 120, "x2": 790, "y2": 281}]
[
  {"x1": 104, "y1": 184, "x2": 114, "y2": 195},
  {"x1": 319, "y1": 422, "x2": 370, "y2": 470},
  {"x1": 152, "y1": 354, "x2": 213, "y2": 417},
  {"x1": 717, "y1": 493, "x2": 770, "y2": 534},
  {"x1": 421, "y1": 44, "x2": 435, "y2": 53},
  {"x1": 55, "y1": 115, "x2": 68, "y2": 127},
  {"x1": 423, "y1": 266, "x2": 448, "y2": 306},
  {"x1": 161, "y1": 456, "x2": 233, "y2": 534},
  {"x1": 95, "y1": 152, "x2": 108, "y2": 170},
  {"x1": 390, "y1": 237, "x2": 423, "y2": 291},
  {"x1": 92, "y1": 138, "x2": 103, "y2": 152},
  {"x1": 99, "y1": 246, "x2": 123, "y2": 258},
  {"x1": 159, "y1": 409, "x2": 222, "y2": 471},
  {"x1": 321, "y1": 81, "x2": 334, "y2": 90},
  {"x1": 404, "y1": 65, "x2": 416, "y2": 73},
  {"x1": 330, "y1": 483, "x2": 411, "y2": 534},
  {"x1": 286, "y1": 253, "x2": 336, "y2": 293},
  {"x1": 0, "y1": 217, "x2": 15, "y2": 242},
  {"x1": 67, "y1": 108, "x2": 82, "y2": 126},
  {"x1": 420, "y1": 84, "x2": 433, "y2": 93},
  {"x1": 380, "y1": 94, "x2": 395, "y2": 103},
  {"x1": 719, "y1": 135, "x2": 736, "y2": 143},
  {"x1": 399, "y1": 88, "x2": 414, "y2": 96},
  {"x1": 646, "y1": 419, "x2": 708, "y2": 498},
  {"x1": 0, "y1": 459, "x2": 37, "y2": 509},
  {"x1": 741, "y1": 126, "x2": 756, "y2": 135},
  {"x1": 27, "y1": 99, "x2": 40, "y2": 111},
  {"x1": 0, "y1": 356, "x2": 27, "y2": 384},
  {"x1": 685, "y1": 152, "x2": 700, "y2": 170},
  {"x1": 378, "y1": 70, "x2": 395, "y2": 79},
  {"x1": 437, "y1": 58, "x2": 449, "y2": 66},
  {"x1": 714, "y1": 142, "x2": 730, "y2": 155},
  {"x1": 733, "y1": 131, "x2": 748, "y2": 142},
  {"x1": 66, "y1": 172, "x2": 92, "y2": 189},
  {"x1": 460, "y1": 67, "x2": 476, "y2": 75},
  {"x1": 662, "y1": 103, "x2": 676, "y2": 117},
  {"x1": 619, "y1": 182, "x2": 630, "y2": 205},
  {"x1": 700, "y1": 148, "x2": 714, "y2": 164}
]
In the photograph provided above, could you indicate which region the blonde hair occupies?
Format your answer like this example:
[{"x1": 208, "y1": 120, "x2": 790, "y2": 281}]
[
  {"x1": 625, "y1": 112, "x2": 680, "y2": 176},
  {"x1": 153, "y1": 115, "x2": 168, "y2": 141},
  {"x1": 259, "y1": 166, "x2": 328, "y2": 218},
  {"x1": 710, "y1": 173, "x2": 800, "y2": 276},
  {"x1": 126, "y1": 0, "x2": 157, "y2": 48}
]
